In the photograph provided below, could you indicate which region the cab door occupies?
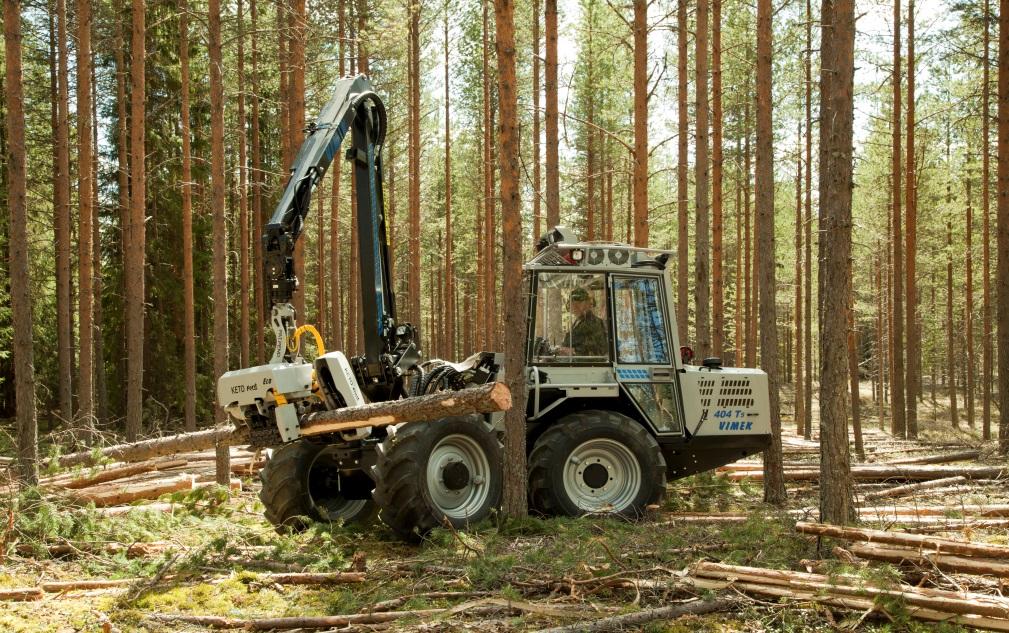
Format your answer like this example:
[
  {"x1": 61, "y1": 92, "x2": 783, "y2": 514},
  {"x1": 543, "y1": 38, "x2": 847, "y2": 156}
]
[{"x1": 610, "y1": 274, "x2": 684, "y2": 435}]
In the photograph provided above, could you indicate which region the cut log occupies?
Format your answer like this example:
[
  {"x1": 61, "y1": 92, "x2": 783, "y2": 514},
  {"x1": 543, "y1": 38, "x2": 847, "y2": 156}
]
[
  {"x1": 92, "y1": 502, "x2": 178, "y2": 516},
  {"x1": 146, "y1": 605, "x2": 505, "y2": 630},
  {"x1": 252, "y1": 572, "x2": 366, "y2": 585},
  {"x1": 16, "y1": 541, "x2": 172, "y2": 559},
  {"x1": 860, "y1": 504, "x2": 1009, "y2": 518},
  {"x1": 902, "y1": 519, "x2": 1009, "y2": 533},
  {"x1": 530, "y1": 597, "x2": 737, "y2": 633},
  {"x1": 690, "y1": 563, "x2": 1009, "y2": 628},
  {"x1": 41, "y1": 579, "x2": 138, "y2": 592},
  {"x1": 848, "y1": 542, "x2": 1009, "y2": 577},
  {"x1": 796, "y1": 521, "x2": 1009, "y2": 559},
  {"x1": 53, "y1": 427, "x2": 248, "y2": 468},
  {"x1": 861, "y1": 476, "x2": 968, "y2": 500},
  {"x1": 300, "y1": 381, "x2": 511, "y2": 436},
  {"x1": 0, "y1": 588, "x2": 44, "y2": 601},
  {"x1": 69, "y1": 474, "x2": 195, "y2": 507},
  {"x1": 45, "y1": 459, "x2": 189, "y2": 490},
  {"x1": 726, "y1": 464, "x2": 1006, "y2": 482},
  {"x1": 888, "y1": 450, "x2": 981, "y2": 465}
]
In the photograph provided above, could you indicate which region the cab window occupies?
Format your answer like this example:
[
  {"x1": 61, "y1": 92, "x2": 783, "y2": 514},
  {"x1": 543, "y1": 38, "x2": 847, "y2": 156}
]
[
  {"x1": 612, "y1": 276, "x2": 670, "y2": 365},
  {"x1": 531, "y1": 273, "x2": 609, "y2": 363}
]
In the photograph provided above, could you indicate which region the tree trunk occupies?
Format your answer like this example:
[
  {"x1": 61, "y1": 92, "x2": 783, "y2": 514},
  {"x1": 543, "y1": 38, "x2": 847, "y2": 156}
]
[
  {"x1": 803, "y1": 0, "x2": 814, "y2": 440},
  {"x1": 125, "y1": 0, "x2": 146, "y2": 441},
  {"x1": 290, "y1": 0, "x2": 306, "y2": 318},
  {"x1": 408, "y1": 0, "x2": 421, "y2": 331},
  {"x1": 983, "y1": 0, "x2": 993, "y2": 441},
  {"x1": 53, "y1": 0, "x2": 72, "y2": 423},
  {"x1": 755, "y1": 0, "x2": 784, "y2": 504},
  {"x1": 180, "y1": 0, "x2": 197, "y2": 432},
  {"x1": 495, "y1": 0, "x2": 527, "y2": 517},
  {"x1": 5, "y1": 0, "x2": 38, "y2": 484},
  {"x1": 847, "y1": 256, "x2": 863, "y2": 459},
  {"x1": 533, "y1": 0, "x2": 541, "y2": 240},
  {"x1": 817, "y1": 0, "x2": 856, "y2": 524},
  {"x1": 890, "y1": 0, "x2": 906, "y2": 438},
  {"x1": 676, "y1": 0, "x2": 689, "y2": 345},
  {"x1": 114, "y1": 0, "x2": 130, "y2": 403},
  {"x1": 444, "y1": 5, "x2": 455, "y2": 358},
  {"x1": 545, "y1": 0, "x2": 559, "y2": 227},
  {"x1": 483, "y1": 2, "x2": 497, "y2": 349},
  {"x1": 632, "y1": 0, "x2": 648, "y2": 247},
  {"x1": 712, "y1": 0, "x2": 724, "y2": 359},
  {"x1": 744, "y1": 98, "x2": 755, "y2": 367},
  {"x1": 904, "y1": 0, "x2": 918, "y2": 438},
  {"x1": 694, "y1": 0, "x2": 711, "y2": 359},
  {"x1": 238, "y1": 0, "x2": 250, "y2": 366},
  {"x1": 967, "y1": 172, "x2": 975, "y2": 429},
  {"x1": 78, "y1": 0, "x2": 95, "y2": 434},
  {"x1": 795, "y1": 129, "x2": 804, "y2": 433},
  {"x1": 251, "y1": 0, "x2": 265, "y2": 363},
  {"x1": 948, "y1": 217, "x2": 958, "y2": 427},
  {"x1": 209, "y1": 0, "x2": 231, "y2": 481}
]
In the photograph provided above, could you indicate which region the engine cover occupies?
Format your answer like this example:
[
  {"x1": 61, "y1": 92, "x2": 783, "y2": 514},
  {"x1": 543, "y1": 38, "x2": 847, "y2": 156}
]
[{"x1": 217, "y1": 361, "x2": 314, "y2": 422}]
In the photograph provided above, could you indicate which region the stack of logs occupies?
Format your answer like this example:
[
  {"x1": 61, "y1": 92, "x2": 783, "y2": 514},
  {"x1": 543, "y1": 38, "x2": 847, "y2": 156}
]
[{"x1": 689, "y1": 521, "x2": 1009, "y2": 629}]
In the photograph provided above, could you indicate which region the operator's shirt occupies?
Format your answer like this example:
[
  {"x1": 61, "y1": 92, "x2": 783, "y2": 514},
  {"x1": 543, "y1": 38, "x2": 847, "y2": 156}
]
[{"x1": 563, "y1": 311, "x2": 608, "y2": 357}]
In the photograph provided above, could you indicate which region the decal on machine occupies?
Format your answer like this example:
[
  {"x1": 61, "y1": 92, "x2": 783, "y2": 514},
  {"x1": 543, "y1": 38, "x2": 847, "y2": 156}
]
[{"x1": 714, "y1": 409, "x2": 755, "y2": 431}]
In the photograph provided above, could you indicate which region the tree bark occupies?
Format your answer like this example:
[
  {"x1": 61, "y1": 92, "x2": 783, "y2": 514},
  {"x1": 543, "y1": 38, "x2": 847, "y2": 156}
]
[
  {"x1": 947, "y1": 218, "x2": 957, "y2": 426},
  {"x1": 817, "y1": 0, "x2": 856, "y2": 524},
  {"x1": 890, "y1": 0, "x2": 906, "y2": 438},
  {"x1": 53, "y1": 0, "x2": 72, "y2": 423},
  {"x1": 847, "y1": 256, "x2": 863, "y2": 459},
  {"x1": 78, "y1": 0, "x2": 95, "y2": 434},
  {"x1": 533, "y1": 0, "x2": 541, "y2": 240},
  {"x1": 694, "y1": 0, "x2": 711, "y2": 359},
  {"x1": 180, "y1": 0, "x2": 197, "y2": 432},
  {"x1": 712, "y1": 0, "x2": 724, "y2": 359},
  {"x1": 444, "y1": 4, "x2": 455, "y2": 358},
  {"x1": 795, "y1": 128, "x2": 804, "y2": 432},
  {"x1": 545, "y1": 0, "x2": 559, "y2": 227},
  {"x1": 209, "y1": 0, "x2": 230, "y2": 483},
  {"x1": 238, "y1": 0, "x2": 250, "y2": 366},
  {"x1": 904, "y1": 0, "x2": 918, "y2": 438},
  {"x1": 289, "y1": 0, "x2": 306, "y2": 318},
  {"x1": 251, "y1": 0, "x2": 265, "y2": 363},
  {"x1": 632, "y1": 0, "x2": 648, "y2": 247},
  {"x1": 983, "y1": 0, "x2": 992, "y2": 441},
  {"x1": 408, "y1": 0, "x2": 421, "y2": 330},
  {"x1": 803, "y1": 0, "x2": 814, "y2": 440},
  {"x1": 966, "y1": 171, "x2": 975, "y2": 429},
  {"x1": 998, "y1": 0, "x2": 1009, "y2": 454},
  {"x1": 755, "y1": 0, "x2": 784, "y2": 505},
  {"x1": 676, "y1": 0, "x2": 689, "y2": 345},
  {"x1": 54, "y1": 426, "x2": 248, "y2": 468},
  {"x1": 5, "y1": 0, "x2": 38, "y2": 484},
  {"x1": 495, "y1": 0, "x2": 528, "y2": 518}
]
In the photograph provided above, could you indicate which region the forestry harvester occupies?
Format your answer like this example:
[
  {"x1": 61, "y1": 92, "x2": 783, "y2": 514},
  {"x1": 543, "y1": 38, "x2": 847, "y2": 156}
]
[{"x1": 217, "y1": 75, "x2": 772, "y2": 539}]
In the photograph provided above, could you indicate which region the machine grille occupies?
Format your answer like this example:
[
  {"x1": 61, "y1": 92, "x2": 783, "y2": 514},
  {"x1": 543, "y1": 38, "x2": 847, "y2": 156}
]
[{"x1": 716, "y1": 377, "x2": 754, "y2": 408}]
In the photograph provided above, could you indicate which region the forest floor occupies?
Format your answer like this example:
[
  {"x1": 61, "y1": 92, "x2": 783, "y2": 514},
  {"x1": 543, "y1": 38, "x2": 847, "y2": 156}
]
[{"x1": 1, "y1": 383, "x2": 1007, "y2": 632}]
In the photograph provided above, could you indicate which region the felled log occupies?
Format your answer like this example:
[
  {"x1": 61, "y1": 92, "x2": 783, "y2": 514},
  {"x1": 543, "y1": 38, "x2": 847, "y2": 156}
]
[
  {"x1": 16, "y1": 541, "x2": 172, "y2": 559},
  {"x1": 146, "y1": 605, "x2": 503, "y2": 630},
  {"x1": 847, "y1": 542, "x2": 1009, "y2": 577},
  {"x1": 0, "y1": 588, "x2": 44, "y2": 601},
  {"x1": 860, "y1": 504, "x2": 1009, "y2": 518},
  {"x1": 861, "y1": 475, "x2": 968, "y2": 501},
  {"x1": 300, "y1": 381, "x2": 511, "y2": 436},
  {"x1": 44, "y1": 459, "x2": 189, "y2": 491},
  {"x1": 726, "y1": 464, "x2": 1006, "y2": 482},
  {"x1": 795, "y1": 522, "x2": 1009, "y2": 559},
  {"x1": 53, "y1": 427, "x2": 249, "y2": 468},
  {"x1": 902, "y1": 519, "x2": 1009, "y2": 533},
  {"x1": 92, "y1": 502, "x2": 178, "y2": 516},
  {"x1": 69, "y1": 474, "x2": 195, "y2": 507},
  {"x1": 251, "y1": 572, "x2": 366, "y2": 585},
  {"x1": 41, "y1": 579, "x2": 138, "y2": 592},
  {"x1": 530, "y1": 597, "x2": 737, "y2": 633},
  {"x1": 889, "y1": 450, "x2": 981, "y2": 465},
  {"x1": 691, "y1": 562, "x2": 1009, "y2": 628}
]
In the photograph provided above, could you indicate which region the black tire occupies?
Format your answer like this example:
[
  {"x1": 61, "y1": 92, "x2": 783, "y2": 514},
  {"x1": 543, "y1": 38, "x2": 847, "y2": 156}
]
[
  {"x1": 528, "y1": 410, "x2": 665, "y2": 518},
  {"x1": 259, "y1": 439, "x2": 376, "y2": 533},
  {"x1": 372, "y1": 415, "x2": 503, "y2": 541}
]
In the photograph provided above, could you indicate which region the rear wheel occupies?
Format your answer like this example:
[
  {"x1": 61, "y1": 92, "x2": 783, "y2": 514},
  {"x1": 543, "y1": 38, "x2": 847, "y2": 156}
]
[
  {"x1": 259, "y1": 439, "x2": 376, "y2": 532},
  {"x1": 372, "y1": 415, "x2": 503, "y2": 540},
  {"x1": 528, "y1": 410, "x2": 665, "y2": 517}
]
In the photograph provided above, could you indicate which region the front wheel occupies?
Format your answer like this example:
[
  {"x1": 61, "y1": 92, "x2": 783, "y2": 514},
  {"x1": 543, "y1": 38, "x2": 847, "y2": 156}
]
[
  {"x1": 372, "y1": 415, "x2": 503, "y2": 540},
  {"x1": 528, "y1": 410, "x2": 665, "y2": 518}
]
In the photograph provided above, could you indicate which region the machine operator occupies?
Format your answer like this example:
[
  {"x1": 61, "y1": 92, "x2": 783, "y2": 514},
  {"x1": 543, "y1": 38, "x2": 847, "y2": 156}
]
[{"x1": 556, "y1": 287, "x2": 607, "y2": 357}]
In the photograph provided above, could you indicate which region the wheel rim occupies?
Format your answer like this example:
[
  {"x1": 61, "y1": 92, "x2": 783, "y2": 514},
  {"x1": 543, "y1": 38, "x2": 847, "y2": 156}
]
[
  {"x1": 306, "y1": 452, "x2": 370, "y2": 522},
  {"x1": 426, "y1": 433, "x2": 492, "y2": 520},
  {"x1": 562, "y1": 438, "x2": 642, "y2": 512}
]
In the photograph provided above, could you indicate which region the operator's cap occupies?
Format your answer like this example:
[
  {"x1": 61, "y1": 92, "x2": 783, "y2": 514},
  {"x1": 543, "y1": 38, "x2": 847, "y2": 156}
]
[{"x1": 570, "y1": 287, "x2": 591, "y2": 302}]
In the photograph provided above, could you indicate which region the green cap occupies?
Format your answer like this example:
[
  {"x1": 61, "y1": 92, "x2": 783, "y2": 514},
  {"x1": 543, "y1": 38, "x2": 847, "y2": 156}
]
[{"x1": 570, "y1": 288, "x2": 590, "y2": 302}]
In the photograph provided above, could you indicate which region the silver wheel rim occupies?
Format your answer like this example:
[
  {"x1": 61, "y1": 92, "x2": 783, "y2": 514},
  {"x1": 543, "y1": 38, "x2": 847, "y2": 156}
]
[
  {"x1": 562, "y1": 438, "x2": 642, "y2": 513},
  {"x1": 426, "y1": 434, "x2": 492, "y2": 520}
]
